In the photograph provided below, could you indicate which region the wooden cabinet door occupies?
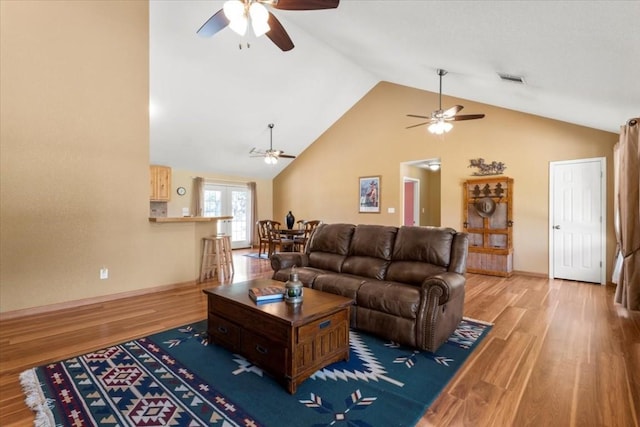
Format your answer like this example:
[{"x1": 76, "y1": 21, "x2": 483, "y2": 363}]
[
  {"x1": 463, "y1": 176, "x2": 513, "y2": 277},
  {"x1": 150, "y1": 165, "x2": 171, "y2": 201}
]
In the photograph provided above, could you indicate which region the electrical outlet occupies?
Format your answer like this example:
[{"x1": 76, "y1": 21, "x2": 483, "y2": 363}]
[{"x1": 100, "y1": 268, "x2": 109, "y2": 280}]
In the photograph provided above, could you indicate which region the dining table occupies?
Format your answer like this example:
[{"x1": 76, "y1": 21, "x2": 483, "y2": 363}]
[
  {"x1": 278, "y1": 228, "x2": 305, "y2": 237},
  {"x1": 277, "y1": 228, "x2": 304, "y2": 252}
]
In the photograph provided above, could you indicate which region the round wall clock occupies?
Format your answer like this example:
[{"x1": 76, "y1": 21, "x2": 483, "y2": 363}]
[{"x1": 176, "y1": 187, "x2": 186, "y2": 196}]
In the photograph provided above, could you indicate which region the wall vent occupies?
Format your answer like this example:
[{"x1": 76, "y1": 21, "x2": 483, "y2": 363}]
[{"x1": 498, "y1": 73, "x2": 525, "y2": 84}]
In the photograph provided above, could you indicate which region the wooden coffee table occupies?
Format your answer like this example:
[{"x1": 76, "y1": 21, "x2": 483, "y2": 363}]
[{"x1": 202, "y1": 279, "x2": 353, "y2": 394}]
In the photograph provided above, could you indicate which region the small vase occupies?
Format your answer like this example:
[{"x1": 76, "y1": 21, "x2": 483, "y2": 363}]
[{"x1": 286, "y1": 211, "x2": 295, "y2": 229}]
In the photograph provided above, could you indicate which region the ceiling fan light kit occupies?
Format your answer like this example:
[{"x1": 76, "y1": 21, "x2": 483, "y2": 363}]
[
  {"x1": 407, "y1": 69, "x2": 485, "y2": 135},
  {"x1": 197, "y1": 0, "x2": 340, "y2": 52},
  {"x1": 251, "y1": 123, "x2": 297, "y2": 165},
  {"x1": 428, "y1": 120, "x2": 453, "y2": 135}
]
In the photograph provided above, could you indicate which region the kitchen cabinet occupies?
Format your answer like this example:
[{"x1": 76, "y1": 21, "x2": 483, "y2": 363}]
[{"x1": 150, "y1": 165, "x2": 171, "y2": 201}]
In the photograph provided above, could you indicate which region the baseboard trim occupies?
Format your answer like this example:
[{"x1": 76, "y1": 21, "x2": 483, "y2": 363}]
[
  {"x1": 0, "y1": 280, "x2": 199, "y2": 321},
  {"x1": 512, "y1": 270, "x2": 548, "y2": 278}
]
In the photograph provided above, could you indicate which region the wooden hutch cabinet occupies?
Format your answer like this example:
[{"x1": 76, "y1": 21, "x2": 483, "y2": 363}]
[
  {"x1": 462, "y1": 176, "x2": 513, "y2": 277},
  {"x1": 150, "y1": 165, "x2": 171, "y2": 201}
]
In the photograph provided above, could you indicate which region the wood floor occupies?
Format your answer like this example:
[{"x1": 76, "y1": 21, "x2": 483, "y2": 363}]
[{"x1": 1, "y1": 250, "x2": 638, "y2": 426}]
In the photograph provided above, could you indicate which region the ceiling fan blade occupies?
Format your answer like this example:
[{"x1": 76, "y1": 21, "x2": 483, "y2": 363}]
[
  {"x1": 406, "y1": 114, "x2": 430, "y2": 119},
  {"x1": 442, "y1": 105, "x2": 463, "y2": 118},
  {"x1": 265, "y1": 12, "x2": 294, "y2": 51},
  {"x1": 270, "y1": 0, "x2": 340, "y2": 10},
  {"x1": 406, "y1": 122, "x2": 430, "y2": 129},
  {"x1": 449, "y1": 114, "x2": 485, "y2": 121},
  {"x1": 279, "y1": 154, "x2": 296, "y2": 159},
  {"x1": 196, "y1": 9, "x2": 230, "y2": 37}
]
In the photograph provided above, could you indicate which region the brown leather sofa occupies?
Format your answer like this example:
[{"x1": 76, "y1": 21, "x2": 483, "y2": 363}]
[{"x1": 270, "y1": 223, "x2": 469, "y2": 352}]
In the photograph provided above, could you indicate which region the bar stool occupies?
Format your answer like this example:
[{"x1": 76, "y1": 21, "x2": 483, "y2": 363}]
[
  {"x1": 199, "y1": 235, "x2": 234, "y2": 283},
  {"x1": 218, "y1": 234, "x2": 234, "y2": 280}
]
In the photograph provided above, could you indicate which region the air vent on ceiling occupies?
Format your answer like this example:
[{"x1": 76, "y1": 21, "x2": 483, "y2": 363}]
[{"x1": 498, "y1": 73, "x2": 525, "y2": 84}]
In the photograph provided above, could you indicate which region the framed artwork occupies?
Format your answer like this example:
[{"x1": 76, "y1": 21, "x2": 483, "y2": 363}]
[{"x1": 359, "y1": 176, "x2": 380, "y2": 213}]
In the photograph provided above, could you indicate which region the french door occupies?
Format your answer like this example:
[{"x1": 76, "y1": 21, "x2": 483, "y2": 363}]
[
  {"x1": 549, "y1": 158, "x2": 605, "y2": 284},
  {"x1": 203, "y1": 183, "x2": 252, "y2": 249}
]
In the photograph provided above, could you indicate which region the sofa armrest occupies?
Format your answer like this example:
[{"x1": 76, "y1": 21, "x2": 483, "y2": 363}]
[
  {"x1": 270, "y1": 252, "x2": 309, "y2": 272},
  {"x1": 420, "y1": 272, "x2": 465, "y2": 305}
]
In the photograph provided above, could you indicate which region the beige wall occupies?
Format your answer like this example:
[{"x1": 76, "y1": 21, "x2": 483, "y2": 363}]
[
  {"x1": 273, "y1": 81, "x2": 617, "y2": 278},
  {"x1": 0, "y1": 2, "x2": 272, "y2": 314}
]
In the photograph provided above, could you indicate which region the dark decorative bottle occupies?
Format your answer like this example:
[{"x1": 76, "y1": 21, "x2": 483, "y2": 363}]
[{"x1": 286, "y1": 211, "x2": 295, "y2": 229}]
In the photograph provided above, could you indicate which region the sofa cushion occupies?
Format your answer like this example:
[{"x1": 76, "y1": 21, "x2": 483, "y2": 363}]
[
  {"x1": 392, "y1": 226, "x2": 455, "y2": 267},
  {"x1": 272, "y1": 266, "x2": 326, "y2": 288},
  {"x1": 357, "y1": 281, "x2": 420, "y2": 319},
  {"x1": 307, "y1": 223, "x2": 355, "y2": 256},
  {"x1": 342, "y1": 256, "x2": 389, "y2": 280},
  {"x1": 341, "y1": 225, "x2": 397, "y2": 279},
  {"x1": 348, "y1": 225, "x2": 397, "y2": 259},
  {"x1": 306, "y1": 224, "x2": 355, "y2": 272},
  {"x1": 308, "y1": 252, "x2": 348, "y2": 273},
  {"x1": 313, "y1": 273, "x2": 364, "y2": 300},
  {"x1": 386, "y1": 261, "x2": 447, "y2": 286}
]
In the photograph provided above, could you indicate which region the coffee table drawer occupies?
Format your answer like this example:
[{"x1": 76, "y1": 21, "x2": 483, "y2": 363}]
[
  {"x1": 209, "y1": 314, "x2": 241, "y2": 351},
  {"x1": 297, "y1": 309, "x2": 348, "y2": 343},
  {"x1": 214, "y1": 302, "x2": 290, "y2": 343},
  {"x1": 241, "y1": 330, "x2": 287, "y2": 376}
]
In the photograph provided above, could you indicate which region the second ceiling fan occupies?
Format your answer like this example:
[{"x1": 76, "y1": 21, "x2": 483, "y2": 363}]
[
  {"x1": 407, "y1": 69, "x2": 485, "y2": 135},
  {"x1": 250, "y1": 123, "x2": 296, "y2": 164},
  {"x1": 197, "y1": 0, "x2": 340, "y2": 52}
]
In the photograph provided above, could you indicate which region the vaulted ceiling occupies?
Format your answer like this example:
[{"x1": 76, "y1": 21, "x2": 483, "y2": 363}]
[{"x1": 150, "y1": 1, "x2": 640, "y2": 179}]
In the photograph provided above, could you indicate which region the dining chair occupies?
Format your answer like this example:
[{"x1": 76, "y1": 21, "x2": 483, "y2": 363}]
[
  {"x1": 267, "y1": 220, "x2": 295, "y2": 257},
  {"x1": 256, "y1": 220, "x2": 271, "y2": 257},
  {"x1": 294, "y1": 220, "x2": 322, "y2": 252}
]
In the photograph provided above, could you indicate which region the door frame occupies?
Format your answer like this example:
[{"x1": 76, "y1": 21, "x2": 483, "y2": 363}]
[
  {"x1": 402, "y1": 177, "x2": 420, "y2": 226},
  {"x1": 203, "y1": 182, "x2": 253, "y2": 249},
  {"x1": 548, "y1": 157, "x2": 606, "y2": 285}
]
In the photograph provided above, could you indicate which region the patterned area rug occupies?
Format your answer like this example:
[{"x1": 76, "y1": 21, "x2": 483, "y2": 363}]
[
  {"x1": 21, "y1": 318, "x2": 491, "y2": 426},
  {"x1": 244, "y1": 253, "x2": 270, "y2": 259}
]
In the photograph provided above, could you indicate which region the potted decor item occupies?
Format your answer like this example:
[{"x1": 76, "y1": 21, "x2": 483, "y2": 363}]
[
  {"x1": 286, "y1": 211, "x2": 295, "y2": 229},
  {"x1": 284, "y1": 266, "x2": 303, "y2": 304}
]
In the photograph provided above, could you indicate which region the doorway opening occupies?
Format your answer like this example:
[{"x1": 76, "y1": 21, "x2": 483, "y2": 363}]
[
  {"x1": 203, "y1": 182, "x2": 253, "y2": 249},
  {"x1": 401, "y1": 158, "x2": 441, "y2": 227}
]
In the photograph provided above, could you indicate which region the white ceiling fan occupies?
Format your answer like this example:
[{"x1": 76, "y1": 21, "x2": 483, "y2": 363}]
[
  {"x1": 196, "y1": 0, "x2": 340, "y2": 51},
  {"x1": 250, "y1": 123, "x2": 296, "y2": 164},
  {"x1": 406, "y1": 69, "x2": 485, "y2": 134}
]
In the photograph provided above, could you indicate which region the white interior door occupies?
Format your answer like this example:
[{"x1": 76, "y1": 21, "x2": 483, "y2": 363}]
[{"x1": 549, "y1": 158, "x2": 605, "y2": 284}]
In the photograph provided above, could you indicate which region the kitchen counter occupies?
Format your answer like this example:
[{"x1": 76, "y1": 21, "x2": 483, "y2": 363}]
[{"x1": 148, "y1": 216, "x2": 233, "y2": 223}]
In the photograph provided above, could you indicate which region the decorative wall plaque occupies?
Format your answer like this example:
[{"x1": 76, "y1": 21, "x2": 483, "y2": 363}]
[{"x1": 468, "y1": 158, "x2": 507, "y2": 176}]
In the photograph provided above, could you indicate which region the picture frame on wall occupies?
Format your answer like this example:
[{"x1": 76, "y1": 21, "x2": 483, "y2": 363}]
[{"x1": 359, "y1": 176, "x2": 381, "y2": 213}]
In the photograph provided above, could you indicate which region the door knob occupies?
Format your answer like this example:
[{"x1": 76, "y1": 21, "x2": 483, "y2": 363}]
[{"x1": 553, "y1": 225, "x2": 561, "y2": 229}]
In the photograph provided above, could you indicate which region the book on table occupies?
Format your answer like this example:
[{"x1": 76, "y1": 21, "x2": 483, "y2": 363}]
[{"x1": 248, "y1": 286, "x2": 285, "y2": 303}]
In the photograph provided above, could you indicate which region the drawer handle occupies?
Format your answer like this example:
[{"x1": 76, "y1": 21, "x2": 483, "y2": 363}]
[
  {"x1": 217, "y1": 325, "x2": 228, "y2": 334},
  {"x1": 256, "y1": 345, "x2": 268, "y2": 354},
  {"x1": 319, "y1": 320, "x2": 331, "y2": 329}
]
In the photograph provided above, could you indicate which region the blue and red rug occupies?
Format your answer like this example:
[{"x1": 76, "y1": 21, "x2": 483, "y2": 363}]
[{"x1": 21, "y1": 318, "x2": 491, "y2": 426}]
